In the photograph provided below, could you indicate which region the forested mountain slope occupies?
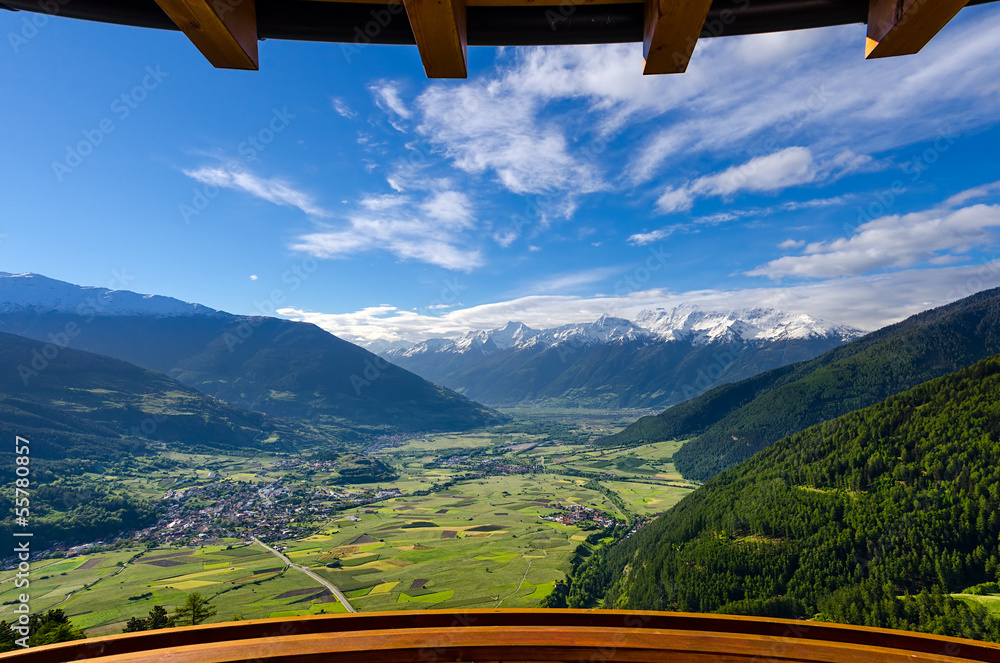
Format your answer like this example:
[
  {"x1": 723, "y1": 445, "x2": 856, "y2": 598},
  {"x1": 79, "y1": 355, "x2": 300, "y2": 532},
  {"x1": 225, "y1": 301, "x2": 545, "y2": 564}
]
[{"x1": 576, "y1": 354, "x2": 1000, "y2": 641}]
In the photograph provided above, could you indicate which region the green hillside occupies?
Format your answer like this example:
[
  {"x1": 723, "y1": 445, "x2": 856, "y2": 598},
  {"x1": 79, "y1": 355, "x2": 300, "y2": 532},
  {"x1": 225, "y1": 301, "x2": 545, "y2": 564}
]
[
  {"x1": 0, "y1": 330, "x2": 331, "y2": 463},
  {"x1": 600, "y1": 286, "x2": 1000, "y2": 481},
  {"x1": 575, "y1": 354, "x2": 1000, "y2": 641},
  {"x1": 0, "y1": 311, "x2": 505, "y2": 433}
]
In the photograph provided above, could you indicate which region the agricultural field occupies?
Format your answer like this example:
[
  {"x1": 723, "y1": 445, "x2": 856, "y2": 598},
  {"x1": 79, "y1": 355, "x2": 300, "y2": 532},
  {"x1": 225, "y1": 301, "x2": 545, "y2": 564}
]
[
  {"x1": 2, "y1": 474, "x2": 618, "y2": 635},
  {"x1": 6, "y1": 414, "x2": 699, "y2": 636}
]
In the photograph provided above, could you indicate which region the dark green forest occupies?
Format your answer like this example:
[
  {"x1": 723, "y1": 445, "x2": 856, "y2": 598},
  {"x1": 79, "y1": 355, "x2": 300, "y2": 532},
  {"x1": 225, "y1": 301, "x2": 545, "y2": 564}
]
[
  {"x1": 573, "y1": 354, "x2": 1000, "y2": 641},
  {"x1": 600, "y1": 285, "x2": 1000, "y2": 482},
  {"x1": 0, "y1": 480, "x2": 160, "y2": 550}
]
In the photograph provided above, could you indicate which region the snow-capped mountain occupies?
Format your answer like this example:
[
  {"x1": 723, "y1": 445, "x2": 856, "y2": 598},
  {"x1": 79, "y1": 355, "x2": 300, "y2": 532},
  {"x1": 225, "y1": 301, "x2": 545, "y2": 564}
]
[
  {"x1": 633, "y1": 306, "x2": 862, "y2": 344},
  {"x1": 377, "y1": 306, "x2": 866, "y2": 409},
  {"x1": 386, "y1": 307, "x2": 862, "y2": 360},
  {"x1": 0, "y1": 272, "x2": 218, "y2": 317}
]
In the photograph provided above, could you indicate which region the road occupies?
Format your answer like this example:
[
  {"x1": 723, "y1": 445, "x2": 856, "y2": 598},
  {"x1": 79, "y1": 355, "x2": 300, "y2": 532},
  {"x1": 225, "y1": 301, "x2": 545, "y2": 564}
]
[
  {"x1": 253, "y1": 537, "x2": 356, "y2": 613},
  {"x1": 495, "y1": 549, "x2": 545, "y2": 608}
]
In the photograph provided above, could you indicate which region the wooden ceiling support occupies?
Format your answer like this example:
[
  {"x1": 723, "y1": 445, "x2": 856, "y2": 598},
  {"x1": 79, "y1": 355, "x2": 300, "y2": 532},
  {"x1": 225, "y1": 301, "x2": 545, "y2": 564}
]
[
  {"x1": 642, "y1": 0, "x2": 714, "y2": 74},
  {"x1": 403, "y1": 0, "x2": 469, "y2": 78},
  {"x1": 866, "y1": 0, "x2": 970, "y2": 58},
  {"x1": 154, "y1": 0, "x2": 259, "y2": 70}
]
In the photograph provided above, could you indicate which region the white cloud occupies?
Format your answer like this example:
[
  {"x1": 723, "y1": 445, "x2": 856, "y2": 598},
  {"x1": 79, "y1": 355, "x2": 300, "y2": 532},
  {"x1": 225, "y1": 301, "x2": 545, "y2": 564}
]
[
  {"x1": 277, "y1": 262, "x2": 1000, "y2": 344},
  {"x1": 416, "y1": 81, "x2": 602, "y2": 195},
  {"x1": 182, "y1": 165, "x2": 330, "y2": 217},
  {"x1": 352, "y1": 10, "x2": 1000, "y2": 224},
  {"x1": 528, "y1": 267, "x2": 624, "y2": 293},
  {"x1": 656, "y1": 187, "x2": 696, "y2": 214},
  {"x1": 945, "y1": 180, "x2": 1000, "y2": 207},
  {"x1": 370, "y1": 82, "x2": 412, "y2": 119},
  {"x1": 249, "y1": 274, "x2": 258, "y2": 281},
  {"x1": 628, "y1": 226, "x2": 687, "y2": 246},
  {"x1": 748, "y1": 203, "x2": 1000, "y2": 279},
  {"x1": 331, "y1": 97, "x2": 357, "y2": 119},
  {"x1": 290, "y1": 189, "x2": 483, "y2": 271},
  {"x1": 655, "y1": 147, "x2": 873, "y2": 213},
  {"x1": 778, "y1": 239, "x2": 805, "y2": 250}
]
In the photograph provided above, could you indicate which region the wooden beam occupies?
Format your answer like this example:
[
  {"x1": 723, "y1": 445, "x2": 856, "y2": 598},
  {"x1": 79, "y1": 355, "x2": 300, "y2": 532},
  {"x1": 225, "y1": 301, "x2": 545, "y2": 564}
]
[
  {"x1": 866, "y1": 0, "x2": 970, "y2": 58},
  {"x1": 642, "y1": 0, "x2": 714, "y2": 74},
  {"x1": 154, "y1": 0, "x2": 259, "y2": 70},
  {"x1": 403, "y1": 0, "x2": 468, "y2": 78}
]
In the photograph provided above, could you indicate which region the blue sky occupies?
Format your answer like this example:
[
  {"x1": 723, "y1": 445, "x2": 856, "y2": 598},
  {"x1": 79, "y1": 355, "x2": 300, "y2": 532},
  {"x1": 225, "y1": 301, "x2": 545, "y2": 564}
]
[{"x1": 3, "y1": 5, "x2": 1000, "y2": 345}]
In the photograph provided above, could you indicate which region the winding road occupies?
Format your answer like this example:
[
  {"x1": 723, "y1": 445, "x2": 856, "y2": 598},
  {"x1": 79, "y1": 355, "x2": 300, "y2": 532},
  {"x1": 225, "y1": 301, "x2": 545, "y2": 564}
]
[{"x1": 252, "y1": 537, "x2": 356, "y2": 613}]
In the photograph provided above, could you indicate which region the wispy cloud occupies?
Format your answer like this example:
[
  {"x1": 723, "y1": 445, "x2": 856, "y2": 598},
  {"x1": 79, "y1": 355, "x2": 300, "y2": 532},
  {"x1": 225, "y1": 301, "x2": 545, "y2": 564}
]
[
  {"x1": 748, "y1": 203, "x2": 1000, "y2": 279},
  {"x1": 182, "y1": 165, "x2": 331, "y2": 217},
  {"x1": 331, "y1": 97, "x2": 357, "y2": 119},
  {"x1": 370, "y1": 82, "x2": 412, "y2": 119},
  {"x1": 290, "y1": 189, "x2": 483, "y2": 271},
  {"x1": 527, "y1": 267, "x2": 624, "y2": 293},
  {"x1": 277, "y1": 262, "x2": 1000, "y2": 344},
  {"x1": 945, "y1": 180, "x2": 1000, "y2": 207},
  {"x1": 416, "y1": 82, "x2": 603, "y2": 195},
  {"x1": 628, "y1": 225, "x2": 689, "y2": 246},
  {"x1": 656, "y1": 147, "x2": 873, "y2": 213}
]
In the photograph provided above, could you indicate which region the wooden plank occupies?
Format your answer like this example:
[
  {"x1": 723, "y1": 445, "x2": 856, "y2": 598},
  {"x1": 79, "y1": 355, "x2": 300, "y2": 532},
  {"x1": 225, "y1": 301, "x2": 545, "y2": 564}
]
[
  {"x1": 153, "y1": 0, "x2": 258, "y2": 70},
  {"x1": 403, "y1": 0, "x2": 468, "y2": 78},
  {"x1": 7, "y1": 610, "x2": 1000, "y2": 662},
  {"x1": 866, "y1": 0, "x2": 970, "y2": 58},
  {"x1": 642, "y1": 0, "x2": 714, "y2": 74},
  {"x1": 15, "y1": 625, "x2": 985, "y2": 663}
]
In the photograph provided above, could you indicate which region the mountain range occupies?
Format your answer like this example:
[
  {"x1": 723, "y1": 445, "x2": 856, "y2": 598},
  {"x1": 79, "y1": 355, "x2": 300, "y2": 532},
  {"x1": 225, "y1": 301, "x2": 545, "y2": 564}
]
[
  {"x1": 377, "y1": 307, "x2": 864, "y2": 409},
  {"x1": 0, "y1": 329, "x2": 318, "y2": 463},
  {"x1": 0, "y1": 273, "x2": 504, "y2": 435},
  {"x1": 601, "y1": 286, "x2": 1000, "y2": 481}
]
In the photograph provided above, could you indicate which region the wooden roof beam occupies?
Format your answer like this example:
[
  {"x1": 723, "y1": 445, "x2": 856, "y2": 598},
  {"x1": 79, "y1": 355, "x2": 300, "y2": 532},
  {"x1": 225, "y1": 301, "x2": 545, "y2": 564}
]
[
  {"x1": 404, "y1": 0, "x2": 468, "y2": 78},
  {"x1": 642, "y1": 0, "x2": 714, "y2": 74},
  {"x1": 866, "y1": 0, "x2": 970, "y2": 58},
  {"x1": 154, "y1": 0, "x2": 259, "y2": 70}
]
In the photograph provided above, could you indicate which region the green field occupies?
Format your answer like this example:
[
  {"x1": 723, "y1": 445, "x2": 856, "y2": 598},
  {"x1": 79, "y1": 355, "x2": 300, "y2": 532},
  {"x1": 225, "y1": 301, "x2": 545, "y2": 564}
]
[{"x1": 7, "y1": 415, "x2": 699, "y2": 636}]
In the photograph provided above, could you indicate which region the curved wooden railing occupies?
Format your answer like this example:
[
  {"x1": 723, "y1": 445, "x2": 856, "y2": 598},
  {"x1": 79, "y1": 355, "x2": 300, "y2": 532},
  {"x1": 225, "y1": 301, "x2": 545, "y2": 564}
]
[{"x1": 3, "y1": 609, "x2": 1000, "y2": 662}]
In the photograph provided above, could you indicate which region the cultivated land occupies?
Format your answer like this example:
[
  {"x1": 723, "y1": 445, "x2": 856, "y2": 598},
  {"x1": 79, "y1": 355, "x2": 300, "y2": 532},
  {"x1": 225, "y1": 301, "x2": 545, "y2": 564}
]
[{"x1": 1, "y1": 412, "x2": 699, "y2": 635}]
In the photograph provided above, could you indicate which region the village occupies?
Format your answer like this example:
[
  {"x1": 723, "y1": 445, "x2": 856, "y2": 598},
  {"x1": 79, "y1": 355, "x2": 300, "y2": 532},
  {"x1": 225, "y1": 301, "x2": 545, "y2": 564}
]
[
  {"x1": 50, "y1": 480, "x2": 403, "y2": 559},
  {"x1": 542, "y1": 503, "x2": 621, "y2": 529}
]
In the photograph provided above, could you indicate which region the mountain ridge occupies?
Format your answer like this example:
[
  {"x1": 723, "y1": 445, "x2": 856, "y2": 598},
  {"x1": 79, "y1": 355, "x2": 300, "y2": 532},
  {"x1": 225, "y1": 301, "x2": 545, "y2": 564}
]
[
  {"x1": 0, "y1": 273, "x2": 505, "y2": 434},
  {"x1": 600, "y1": 286, "x2": 1000, "y2": 481},
  {"x1": 375, "y1": 307, "x2": 864, "y2": 409}
]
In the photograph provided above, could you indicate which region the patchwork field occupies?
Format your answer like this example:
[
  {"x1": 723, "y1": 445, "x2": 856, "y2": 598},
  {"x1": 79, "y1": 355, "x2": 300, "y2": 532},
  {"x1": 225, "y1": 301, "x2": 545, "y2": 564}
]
[{"x1": 6, "y1": 416, "x2": 699, "y2": 636}]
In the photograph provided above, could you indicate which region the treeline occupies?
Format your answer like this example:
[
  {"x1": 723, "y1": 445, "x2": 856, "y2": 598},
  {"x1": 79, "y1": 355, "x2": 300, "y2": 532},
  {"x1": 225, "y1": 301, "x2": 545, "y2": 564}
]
[
  {"x1": 574, "y1": 354, "x2": 1000, "y2": 642},
  {"x1": 0, "y1": 480, "x2": 160, "y2": 550}
]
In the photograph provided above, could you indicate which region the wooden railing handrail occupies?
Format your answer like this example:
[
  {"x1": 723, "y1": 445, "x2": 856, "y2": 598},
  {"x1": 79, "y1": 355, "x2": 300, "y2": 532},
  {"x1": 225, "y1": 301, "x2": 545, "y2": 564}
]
[{"x1": 2, "y1": 609, "x2": 999, "y2": 662}]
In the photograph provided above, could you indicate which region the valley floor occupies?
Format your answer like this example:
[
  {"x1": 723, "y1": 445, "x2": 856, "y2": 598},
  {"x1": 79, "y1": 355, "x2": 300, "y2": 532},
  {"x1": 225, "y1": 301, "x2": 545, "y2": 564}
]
[{"x1": 0, "y1": 413, "x2": 698, "y2": 636}]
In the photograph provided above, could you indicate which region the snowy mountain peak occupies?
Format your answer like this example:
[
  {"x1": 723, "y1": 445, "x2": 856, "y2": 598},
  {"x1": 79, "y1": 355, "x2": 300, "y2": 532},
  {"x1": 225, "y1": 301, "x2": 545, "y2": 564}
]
[
  {"x1": 0, "y1": 272, "x2": 219, "y2": 317},
  {"x1": 380, "y1": 306, "x2": 865, "y2": 359},
  {"x1": 633, "y1": 306, "x2": 861, "y2": 345}
]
